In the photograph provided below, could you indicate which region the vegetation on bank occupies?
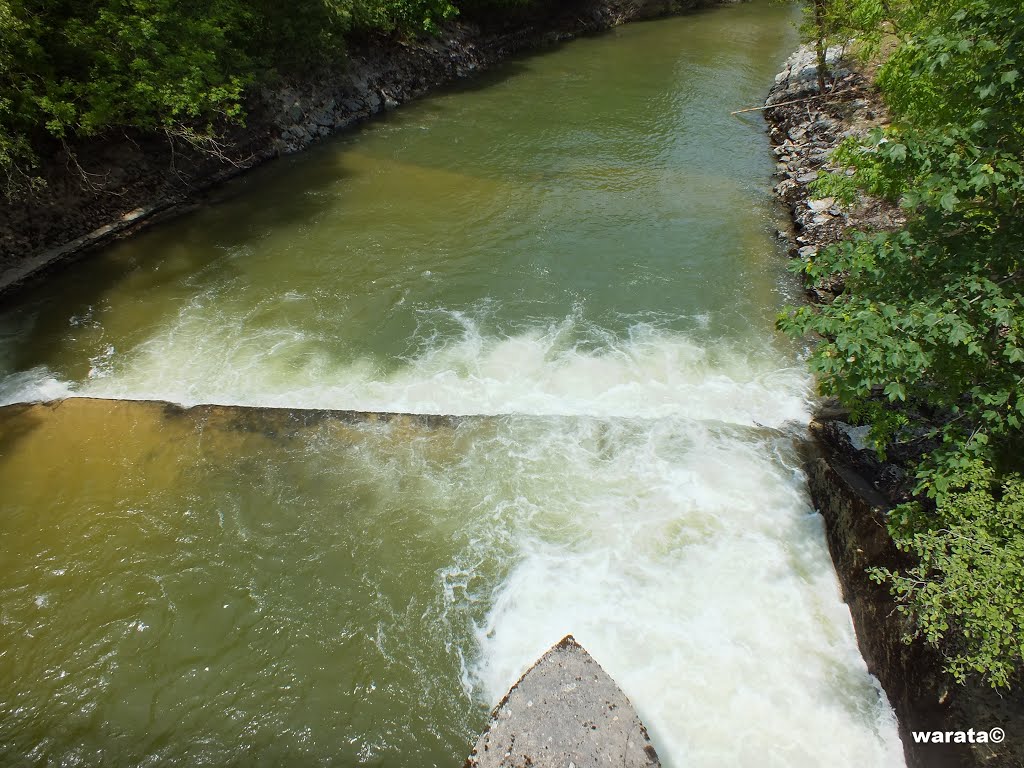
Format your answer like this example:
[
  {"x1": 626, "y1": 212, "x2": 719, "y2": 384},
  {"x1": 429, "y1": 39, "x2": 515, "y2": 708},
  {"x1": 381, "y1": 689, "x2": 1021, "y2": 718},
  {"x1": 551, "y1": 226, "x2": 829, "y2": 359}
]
[
  {"x1": 780, "y1": 0, "x2": 1024, "y2": 688},
  {"x1": 0, "y1": 0, "x2": 537, "y2": 198},
  {"x1": 3, "y1": 0, "x2": 1019, "y2": 693}
]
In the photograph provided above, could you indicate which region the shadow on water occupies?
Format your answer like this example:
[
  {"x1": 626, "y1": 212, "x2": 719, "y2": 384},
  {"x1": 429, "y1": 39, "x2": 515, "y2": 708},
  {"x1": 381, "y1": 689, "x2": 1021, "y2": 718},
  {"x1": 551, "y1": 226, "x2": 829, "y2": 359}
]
[
  {"x1": 0, "y1": 0, "x2": 804, "y2": 390},
  {"x1": 0, "y1": 139, "x2": 370, "y2": 376},
  {"x1": 0, "y1": 402, "x2": 48, "y2": 461}
]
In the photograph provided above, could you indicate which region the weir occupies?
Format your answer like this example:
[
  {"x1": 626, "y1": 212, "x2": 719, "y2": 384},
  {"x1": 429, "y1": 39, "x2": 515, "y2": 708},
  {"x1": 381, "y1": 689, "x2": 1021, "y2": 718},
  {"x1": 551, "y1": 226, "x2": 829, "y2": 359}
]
[
  {"x1": 0, "y1": 3, "x2": 907, "y2": 766},
  {"x1": 0, "y1": 392, "x2": 904, "y2": 766}
]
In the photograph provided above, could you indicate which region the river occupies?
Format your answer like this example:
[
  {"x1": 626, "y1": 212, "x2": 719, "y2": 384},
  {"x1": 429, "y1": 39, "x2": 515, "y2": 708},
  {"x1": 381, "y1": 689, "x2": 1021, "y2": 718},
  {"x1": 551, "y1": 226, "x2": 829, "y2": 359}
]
[{"x1": 0, "y1": 3, "x2": 906, "y2": 766}]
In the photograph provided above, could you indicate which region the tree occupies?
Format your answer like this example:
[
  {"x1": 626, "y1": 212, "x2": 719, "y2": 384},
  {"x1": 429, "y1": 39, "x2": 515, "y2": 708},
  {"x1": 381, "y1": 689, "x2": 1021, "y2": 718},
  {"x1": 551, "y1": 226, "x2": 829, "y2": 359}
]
[
  {"x1": 0, "y1": 0, "x2": 481, "y2": 198},
  {"x1": 779, "y1": 0, "x2": 1024, "y2": 687},
  {"x1": 793, "y1": 0, "x2": 898, "y2": 92}
]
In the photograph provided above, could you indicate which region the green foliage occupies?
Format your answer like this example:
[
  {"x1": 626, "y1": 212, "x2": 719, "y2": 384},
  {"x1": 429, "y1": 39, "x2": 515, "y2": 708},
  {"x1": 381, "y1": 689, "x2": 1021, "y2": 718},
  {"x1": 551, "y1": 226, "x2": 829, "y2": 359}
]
[
  {"x1": 0, "y1": 0, "x2": 44, "y2": 195},
  {"x1": 869, "y1": 462, "x2": 1024, "y2": 689},
  {"x1": 346, "y1": 0, "x2": 458, "y2": 33},
  {"x1": 808, "y1": 134, "x2": 910, "y2": 204},
  {"x1": 799, "y1": 0, "x2": 896, "y2": 58},
  {"x1": 878, "y1": 0, "x2": 1024, "y2": 128},
  {"x1": 1, "y1": 0, "x2": 261, "y2": 192},
  {"x1": 780, "y1": 0, "x2": 1024, "y2": 487},
  {"x1": 792, "y1": 0, "x2": 909, "y2": 91},
  {"x1": 45, "y1": 0, "x2": 255, "y2": 137},
  {"x1": 0, "y1": 0, "x2": 538, "y2": 195},
  {"x1": 780, "y1": 0, "x2": 1024, "y2": 686}
]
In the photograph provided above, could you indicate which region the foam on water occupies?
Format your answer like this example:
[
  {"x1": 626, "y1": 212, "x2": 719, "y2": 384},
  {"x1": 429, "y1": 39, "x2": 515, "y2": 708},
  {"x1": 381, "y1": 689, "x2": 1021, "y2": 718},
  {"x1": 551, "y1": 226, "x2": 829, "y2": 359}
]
[
  {"x1": 0, "y1": 299, "x2": 906, "y2": 765},
  {"x1": 0, "y1": 308, "x2": 811, "y2": 427},
  {"x1": 0, "y1": 3, "x2": 907, "y2": 761},
  {"x1": 434, "y1": 417, "x2": 905, "y2": 768},
  {"x1": 0, "y1": 367, "x2": 76, "y2": 406}
]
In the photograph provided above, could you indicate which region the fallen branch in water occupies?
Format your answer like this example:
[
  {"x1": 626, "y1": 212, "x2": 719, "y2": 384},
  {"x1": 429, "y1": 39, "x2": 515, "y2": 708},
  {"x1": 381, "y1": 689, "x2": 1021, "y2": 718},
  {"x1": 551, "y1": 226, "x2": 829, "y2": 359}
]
[
  {"x1": 731, "y1": 88, "x2": 862, "y2": 116},
  {"x1": 731, "y1": 94, "x2": 825, "y2": 115}
]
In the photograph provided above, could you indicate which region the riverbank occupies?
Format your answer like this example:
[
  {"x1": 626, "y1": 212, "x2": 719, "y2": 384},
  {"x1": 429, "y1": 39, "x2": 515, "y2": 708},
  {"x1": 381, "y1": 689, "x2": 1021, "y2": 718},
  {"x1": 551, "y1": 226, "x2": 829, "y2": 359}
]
[
  {"x1": 0, "y1": 0, "x2": 717, "y2": 296},
  {"x1": 766, "y1": 46, "x2": 1024, "y2": 768}
]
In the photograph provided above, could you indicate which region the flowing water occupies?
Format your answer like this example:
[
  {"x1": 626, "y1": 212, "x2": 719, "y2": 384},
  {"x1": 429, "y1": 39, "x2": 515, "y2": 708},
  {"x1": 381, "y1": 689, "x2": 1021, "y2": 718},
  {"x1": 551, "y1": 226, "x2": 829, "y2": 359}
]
[{"x1": 0, "y1": 4, "x2": 906, "y2": 766}]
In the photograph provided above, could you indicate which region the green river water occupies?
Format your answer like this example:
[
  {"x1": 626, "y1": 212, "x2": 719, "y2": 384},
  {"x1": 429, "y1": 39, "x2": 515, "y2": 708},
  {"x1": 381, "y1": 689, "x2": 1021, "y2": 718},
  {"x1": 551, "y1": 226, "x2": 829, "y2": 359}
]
[{"x1": 0, "y1": 4, "x2": 906, "y2": 767}]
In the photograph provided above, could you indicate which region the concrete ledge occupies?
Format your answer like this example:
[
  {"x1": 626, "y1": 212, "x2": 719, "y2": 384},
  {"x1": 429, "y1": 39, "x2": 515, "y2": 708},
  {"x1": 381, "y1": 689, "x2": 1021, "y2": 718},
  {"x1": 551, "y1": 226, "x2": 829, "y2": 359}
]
[{"x1": 465, "y1": 636, "x2": 660, "y2": 768}]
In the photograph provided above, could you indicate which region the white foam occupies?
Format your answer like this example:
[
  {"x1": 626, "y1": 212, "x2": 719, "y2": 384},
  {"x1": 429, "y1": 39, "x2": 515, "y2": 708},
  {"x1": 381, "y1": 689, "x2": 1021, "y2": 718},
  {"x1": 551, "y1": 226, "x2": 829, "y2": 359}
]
[
  {"x1": 0, "y1": 302, "x2": 904, "y2": 766},
  {"x1": 53, "y1": 309, "x2": 813, "y2": 427},
  {"x1": 437, "y1": 417, "x2": 904, "y2": 768},
  {"x1": 0, "y1": 367, "x2": 76, "y2": 406}
]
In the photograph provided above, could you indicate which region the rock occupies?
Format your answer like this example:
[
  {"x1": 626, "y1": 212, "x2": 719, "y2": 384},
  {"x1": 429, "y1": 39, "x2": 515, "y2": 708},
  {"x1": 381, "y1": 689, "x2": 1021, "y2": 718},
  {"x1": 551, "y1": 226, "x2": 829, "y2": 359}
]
[
  {"x1": 837, "y1": 422, "x2": 873, "y2": 452},
  {"x1": 465, "y1": 636, "x2": 660, "y2": 768},
  {"x1": 808, "y1": 197, "x2": 835, "y2": 212}
]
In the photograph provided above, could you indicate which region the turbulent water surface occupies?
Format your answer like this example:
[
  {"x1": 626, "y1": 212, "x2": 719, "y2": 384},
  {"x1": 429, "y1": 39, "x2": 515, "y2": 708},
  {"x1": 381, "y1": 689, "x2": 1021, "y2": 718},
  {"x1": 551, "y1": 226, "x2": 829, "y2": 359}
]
[{"x1": 0, "y1": 4, "x2": 906, "y2": 767}]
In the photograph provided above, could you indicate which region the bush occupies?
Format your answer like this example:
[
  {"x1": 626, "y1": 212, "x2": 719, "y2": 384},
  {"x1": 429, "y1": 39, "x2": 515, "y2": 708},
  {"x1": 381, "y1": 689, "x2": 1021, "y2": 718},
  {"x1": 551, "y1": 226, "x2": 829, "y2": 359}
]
[
  {"x1": 871, "y1": 463, "x2": 1024, "y2": 689},
  {"x1": 779, "y1": 0, "x2": 1024, "y2": 687},
  {"x1": 0, "y1": 0, "x2": 531, "y2": 195}
]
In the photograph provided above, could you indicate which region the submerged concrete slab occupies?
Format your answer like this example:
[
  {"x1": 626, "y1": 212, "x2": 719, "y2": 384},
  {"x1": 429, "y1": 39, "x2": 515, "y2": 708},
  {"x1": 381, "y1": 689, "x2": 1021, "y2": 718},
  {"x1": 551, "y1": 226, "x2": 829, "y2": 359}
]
[{"x1": 466, "y1": 636, "x2": 661, "y2": 768}]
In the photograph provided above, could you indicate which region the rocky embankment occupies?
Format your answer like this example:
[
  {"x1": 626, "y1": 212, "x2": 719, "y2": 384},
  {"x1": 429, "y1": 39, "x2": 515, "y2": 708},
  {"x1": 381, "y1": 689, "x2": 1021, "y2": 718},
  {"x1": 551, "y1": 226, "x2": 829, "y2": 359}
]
[
  {"x1": 0, "y1": 0, "x2": 711, "y2": 294},
  {"x1": 766, "y1": 47, "x2": 1024, "y2": 768},
  {"x1": 766, "y1": 46, "x2": 905, "y2": 302}
]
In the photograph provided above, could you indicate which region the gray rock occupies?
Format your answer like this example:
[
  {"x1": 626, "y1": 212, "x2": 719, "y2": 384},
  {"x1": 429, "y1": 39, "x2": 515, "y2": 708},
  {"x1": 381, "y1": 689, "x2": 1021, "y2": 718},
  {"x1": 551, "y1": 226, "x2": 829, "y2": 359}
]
[
  {"x1": 838, "y1": 422, "x2": 873, "y2": 452},
  {"x1": 774, "y1": 180, "x2": 796, "y2": 196},
  {"x1": 466, "y1": 636, "x2": 660, "y2": 768}
]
